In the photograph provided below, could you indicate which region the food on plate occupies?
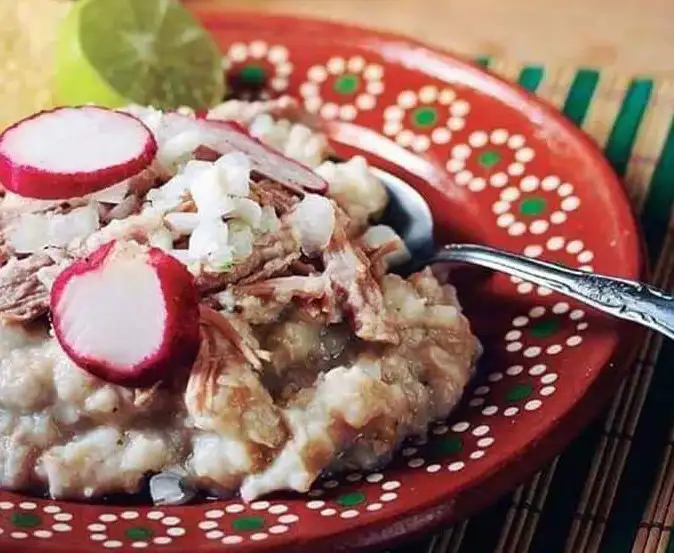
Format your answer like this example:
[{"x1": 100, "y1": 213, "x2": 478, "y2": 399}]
[{"x1": 0, "y1": 98, "x2": 480, "y2": 502}]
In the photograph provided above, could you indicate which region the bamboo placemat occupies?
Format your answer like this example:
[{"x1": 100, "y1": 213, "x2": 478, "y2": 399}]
[{"x1": 385, "y1": 58, "x2": 674, "y2": 553}]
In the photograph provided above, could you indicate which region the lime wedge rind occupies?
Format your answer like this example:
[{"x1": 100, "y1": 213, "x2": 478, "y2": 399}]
[{"x1": 55, "y1": 0, "x2": 225, "y2": 111}]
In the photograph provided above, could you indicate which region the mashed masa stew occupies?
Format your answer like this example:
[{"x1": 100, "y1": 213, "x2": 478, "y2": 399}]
[{"x1": 0, "y1": 98, "x2": 480, "y2": 502}]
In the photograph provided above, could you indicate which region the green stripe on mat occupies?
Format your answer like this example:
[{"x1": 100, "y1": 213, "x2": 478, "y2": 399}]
[
  {"x1": 562, "y1": 69, "x2": 600, "y2": 125},
  {"x1": 517, "y1": 66, "x2": 544, "y2": 92},
  {"x1": 640, "y1": 119, "x2": 674, "y2": 261},
  {"x1": 603, "y1": 79, "x2": 654, "y2": 177}
]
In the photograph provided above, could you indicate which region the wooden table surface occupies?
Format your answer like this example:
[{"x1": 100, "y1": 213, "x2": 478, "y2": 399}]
[{"x1": 193, "y1": 0, "x2": 674, "y2": 75}]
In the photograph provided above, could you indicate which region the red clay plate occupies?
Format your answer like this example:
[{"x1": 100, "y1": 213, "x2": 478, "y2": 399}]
[{"x1": 1, "y1": 10, "x2": 646, "y2": 553}]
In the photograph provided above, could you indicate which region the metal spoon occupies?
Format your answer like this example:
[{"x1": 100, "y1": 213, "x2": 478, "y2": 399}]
[{"x1": 373, "y1": 167, "x2": 674, "y2": 341}]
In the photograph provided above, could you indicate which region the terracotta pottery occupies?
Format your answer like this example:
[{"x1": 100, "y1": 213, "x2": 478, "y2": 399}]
[{"x1": 0, "y1": 11, "x2": 645, "y2": 553}]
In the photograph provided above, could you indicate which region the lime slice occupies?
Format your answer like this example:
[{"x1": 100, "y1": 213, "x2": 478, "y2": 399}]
[{"x1": 55, "y1": 0, "x2": 225, "y2": 111}]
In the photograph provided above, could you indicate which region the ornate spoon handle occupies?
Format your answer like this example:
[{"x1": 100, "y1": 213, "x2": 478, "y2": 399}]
[{"x1": 433, "y1": 244, "x2": 674, "y2": 340}]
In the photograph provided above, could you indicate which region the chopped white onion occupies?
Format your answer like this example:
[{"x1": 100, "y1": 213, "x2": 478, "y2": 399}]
[
  {"x1": 316, "y1": 156, "x2": 388, "y2": 216},
  {"x1": 284, "y1": 123, "x2": 328, "y2": 168},
  {"x1": 148, "y1": 227, "x2": 174, "y2": 252},
  {"x1": 9, "y1": 203, "x2": 100, "y2": 253},
  {"x1": 189, "y1": 166, "x2": 237, "y2": 218},
  {"x1": 206, "y1": 97, "x2": 296, "y2": 125},
  {"x1": 158, "y1": 131, "x2": 203, "y2": 169},
  {"x1": 36, "y1": 264, "x2": 64, "y2": 292},
  {"x1": 259, "y1": 205, "x2": 280, "y2": 234},
  {"x1": 118, "y1": 105, "x2": 163, "y2": 135},
  {"x1": 86, "y1": 180, "x2": 130, "y2": 204},
  {"x1": 188, "y1": 218, "x2": 234, "y2": 269},
  {"x1": 146, "y1": 173, "x2": 190, "y2": 212},
  {"x1": 290, "y1": 194, "x2": 335, "y2": 255},
  {"x1": 247, "y1": 114, "x2": 327, "y2": 168},
  {"x1": 215, "y1": 152, "x2": 251, "y2": 197},
  {"x1": 228, "y1": 222, "x2": 254, "y2": 259},
  {"x1": 362, "y1": 224, "x2": 412, "y2": 267},
  {"x1": 248, "y1": 113, "x2": 291, "y2": 153},
  {"x1": 1, "y1": 191, "x2": 61, "y2": 213},
  {"x1": 215, "y1": 289, "x2": 236, "y2": 312},
  {"x1": 164, "y1": 212, "x2": 200, "y2": 235},
  {"x1": 230, "y1": 198, "x2": 262, "y2": 229}
]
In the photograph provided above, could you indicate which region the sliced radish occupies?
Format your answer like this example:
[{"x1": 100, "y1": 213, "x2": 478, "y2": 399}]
[
  {"x1": 161, "y1": 113, "x2": 328, "y2": 193},
  {"x1": 50, "y1": 240, "x2": 200, "y2": 388},
  {"x1": 0, "y1": 107, "x2": 158, "y2": 200}
]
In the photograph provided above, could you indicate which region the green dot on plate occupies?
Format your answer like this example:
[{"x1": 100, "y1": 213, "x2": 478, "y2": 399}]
[
  {"x1": 519, "y1": 197, "x2": 547, "y2": 216},
  {"x1": 232, "y1": 516, "x2": 265, "y2": 532},
  {"x1": 125, "y1": 527, "x2": 154, "y2": 540},
  {"x1": 337, "y1": 492, "x2": 366, "y2": 507},
  {"x1": 530, "y1": 318, "x2": 559, "y2": 338},
  {"x1": 11, "y1": 513, "x2": 41, "y2": 528},
  {"x1": 506, "y1": 383, "x2": 534, "y2": 402},
  {"x1": 411, "y1": 106, "x2": 438, "y2": 128},
  {"x1": 435, "y1": 436, "x2": 463, "y2": 455},
  {"x1": 239, "y1": 64, "x2": 267, "y2": 85},
  {"x1": 478, "y1": 150, "x2": 501, "y2": 168},
  {"x1": 334, "y1": 73, "x2": 360, "y2": 95}
]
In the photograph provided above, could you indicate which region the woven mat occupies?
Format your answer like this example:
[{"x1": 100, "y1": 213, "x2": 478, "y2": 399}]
[{"x1": 383, "y1": 58, "x2": 674, "y2": 553}]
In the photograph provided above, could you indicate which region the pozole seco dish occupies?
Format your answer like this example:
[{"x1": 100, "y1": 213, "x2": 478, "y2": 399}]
[{"x1": 0, "y1": 97, "x2": 480, "y2": 504}]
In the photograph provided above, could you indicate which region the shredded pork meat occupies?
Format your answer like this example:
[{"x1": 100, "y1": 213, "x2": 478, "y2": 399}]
[
  {"x1": 0, "y1": 254, "x2": 54, "y2": 323},
  {"x1": 250, "y1": 180, "x2": 300, "y2": 215},
  {"x1": 196, "y1": 224, "x2": 302, "y2": 293}
]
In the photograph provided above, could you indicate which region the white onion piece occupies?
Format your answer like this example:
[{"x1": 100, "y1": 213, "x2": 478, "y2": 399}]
[
  {"x1": 228, "y1": 223, "x2": 254, "y2": 259},
  {"x1": 146, "y1": 173, "x2": 190, "y2": 212},
  {"x1": 259, "y1": 205, "x2": 281, "y2": 234},
  {"x1": 188, "y1": 218, "x2": 233, "y2": 269},
  {"x1": 362, "y1": 224, "x2": 411, "y2": 267},
  {"x1": 230, "y1": 198, "x2": 262, "y2": 229},
  {"x1": 164, "y1": 212, "x2": 200, "y2": 235},
  {"x1": 290, "y1": 194, "x2": 335, "y2": 255},
  {"x1": 148, "y1": 228, "x2": 174, "y2": 252},
  {"x1": 87, "y1": 180, "x2": 130, "y2": 204},
  {"x1": 9, "y1": 203, "x2": 100, "y2": 253},
  {"x1": 215, "y1": 152, "x2": 251, "y2": 197}
]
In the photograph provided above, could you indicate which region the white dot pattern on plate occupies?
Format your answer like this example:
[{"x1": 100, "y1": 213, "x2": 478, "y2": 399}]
[
  {"x1": 383, "y1": 88, "x2": 469, "y2": 151},
  {"x1": 224, "y1": 42, "x2": 293, "y2": 99},
  {"x1": 302, "y1": 56, "x2": 383, "y2": 120},
  {"x1": 198, "y1": 507, "x2": 300, "y2": 542},
  {"x1": 490, "y1": 174, "x2": 581, "y2": 236},
  {"x1": 524, "y1": 237, "x2": 597, "y2": 274},
  {"x1": 504, "y1": 306, "x2": 587, "y2": 356},
  {"x1": 447, "y1": 130, "x2": 535, "y2": 192},
  {"x1": 87, "y1": 511, "x2": 185, "y2": 547}
]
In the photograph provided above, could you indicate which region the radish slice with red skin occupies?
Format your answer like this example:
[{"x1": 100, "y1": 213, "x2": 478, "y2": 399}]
[
  {"x1": 161, "y1": 113, "x2": 328, "y2": 193},
  {"x1": 50, "y1": 240, "x2": 200, "y2": 388},
  {"x1": 0, "y1": 106, "x2": 158, "y2": 200}
]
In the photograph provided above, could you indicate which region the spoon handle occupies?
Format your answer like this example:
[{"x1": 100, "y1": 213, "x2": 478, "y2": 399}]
[{"x1": 433, "y1": 244, "x2": 674, "y2": 340}]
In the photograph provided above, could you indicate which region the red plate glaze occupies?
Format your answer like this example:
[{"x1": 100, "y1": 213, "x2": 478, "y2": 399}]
[{"x1": 1, "y1": 11, "x2": 646, "y2": 553}]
